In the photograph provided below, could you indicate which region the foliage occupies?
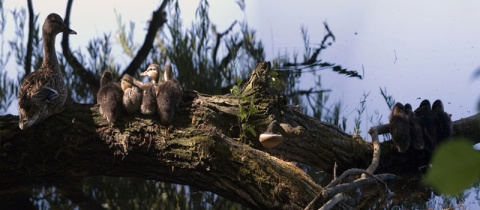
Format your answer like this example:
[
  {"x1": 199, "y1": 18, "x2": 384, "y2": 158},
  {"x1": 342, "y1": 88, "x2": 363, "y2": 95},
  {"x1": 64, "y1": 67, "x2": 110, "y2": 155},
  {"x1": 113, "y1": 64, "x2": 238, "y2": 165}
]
[
  {"x1": 158, "y1": 0, "x2": 264, "y2": 94},
  {"x1": 424, "y1": 138, "x2": 480, "y2": 195},
  {"x1": 380, "y1": 87, "x2": 395, "y2": 111},
  {"x1": 230, "y1": 78, "x2": 258, "y2": 143}
]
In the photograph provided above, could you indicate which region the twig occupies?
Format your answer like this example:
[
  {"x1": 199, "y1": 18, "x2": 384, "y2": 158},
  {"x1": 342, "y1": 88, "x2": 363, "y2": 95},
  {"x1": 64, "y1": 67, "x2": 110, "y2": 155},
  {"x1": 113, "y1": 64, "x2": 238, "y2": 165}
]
[
  {"x1": 322, "y1": 174, "x2": 395, "y2": 199},
  {"x1": 319, "y1": 193, "x2": 345, "y2": 210},
  {"x1": 333, "y1": 162, "x2": 337, "y2": 180},
  {"x1": 304, "y1": 172, "x2": 395, "y2": 210},
  {"x1": 213, "y1": 20, "x2": 237, "y2": 65},
  {"x1": 364, "y1": 124, "x2": 389, "y2": 176}
]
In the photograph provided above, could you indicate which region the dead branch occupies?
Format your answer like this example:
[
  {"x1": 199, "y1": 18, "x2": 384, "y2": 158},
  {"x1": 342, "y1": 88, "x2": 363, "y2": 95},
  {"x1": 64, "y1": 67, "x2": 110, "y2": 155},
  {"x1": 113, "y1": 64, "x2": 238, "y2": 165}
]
[
  {"x1": 24, "y1": 0, "x2": 34, "y2": 76},
  {"x1": 319, "y1": 193, "x2": 345, "y2": 210},
  {"x1": 121, "y1": 0, "x2": 169, "y2": 77},
  {"x1": 62, "y1": 0, "x2": 100, "y2": 94}
]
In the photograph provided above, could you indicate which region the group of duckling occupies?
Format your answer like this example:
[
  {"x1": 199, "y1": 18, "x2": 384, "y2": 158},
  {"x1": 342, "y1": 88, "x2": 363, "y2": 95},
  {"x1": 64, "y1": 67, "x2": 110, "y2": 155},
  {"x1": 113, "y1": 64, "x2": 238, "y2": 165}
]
[
  {"x1": 17, "y1": 13, "x2": 182, "y2": 130},
  {"x1": 97, "y1": 64, "x2": 183, "y2": 127},
  {"x1": 389, "y1": 99, "x2": 453, "y2": 153}
]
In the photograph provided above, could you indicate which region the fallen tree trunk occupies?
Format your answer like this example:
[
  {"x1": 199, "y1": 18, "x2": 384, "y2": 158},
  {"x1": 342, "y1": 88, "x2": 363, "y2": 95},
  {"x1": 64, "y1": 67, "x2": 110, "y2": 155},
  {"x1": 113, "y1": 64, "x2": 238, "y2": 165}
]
[{"x1": 0, "y1": 62, "x2": 478, "y2": 209}]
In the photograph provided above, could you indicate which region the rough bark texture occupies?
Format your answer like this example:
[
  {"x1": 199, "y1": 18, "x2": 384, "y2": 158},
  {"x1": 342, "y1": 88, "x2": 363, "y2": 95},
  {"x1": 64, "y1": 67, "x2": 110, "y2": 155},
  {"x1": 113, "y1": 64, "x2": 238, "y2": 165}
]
[{"x1": 0, "y1": 62, "x2": 478, "y2": 209}]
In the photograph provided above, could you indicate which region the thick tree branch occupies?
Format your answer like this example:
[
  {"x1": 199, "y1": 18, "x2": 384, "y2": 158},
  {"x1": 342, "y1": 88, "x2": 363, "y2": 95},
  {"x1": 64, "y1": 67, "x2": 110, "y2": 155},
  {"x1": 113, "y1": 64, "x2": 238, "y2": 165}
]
[
  {"x1": 121, "y1": 0, "x2": 169, "y2": 77},
  {"x1": 62, "y1": 0, "x2": 99, "y2": 94},
  {"x1": 24, "y1": 0, "x2": 34, "y2": 76}
]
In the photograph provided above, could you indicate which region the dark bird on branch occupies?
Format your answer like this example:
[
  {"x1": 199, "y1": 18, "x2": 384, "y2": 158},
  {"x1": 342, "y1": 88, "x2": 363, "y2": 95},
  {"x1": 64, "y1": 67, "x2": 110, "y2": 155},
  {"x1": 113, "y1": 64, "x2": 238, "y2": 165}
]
[
  {"x1": 18, "y1": 13, "x2": 77, "y2": 130},
  {"x1": 431, "y1": 99, "x2": 453, "y2": 145},
  {"x1": 405, "y1": 103, "x2": 425, "y2": 150},
  {"x1": 97, "y1": 71, "x2": 123, "y2": 124},
  {"x1": 414, "y1": 99, "x2": 436, "y2": 153},
  {"x1": 121, "y1": 74, "x2": 143, "y2": 114},
  {"x1": 156, "y1": 64, "x2": 183, "y2": 126},
  {"x1": 136, "y1": 64, "x2": 160, "y2": 116},
  {"x1": 389, "y1": 102, "x2": 411, "y2": 153}
]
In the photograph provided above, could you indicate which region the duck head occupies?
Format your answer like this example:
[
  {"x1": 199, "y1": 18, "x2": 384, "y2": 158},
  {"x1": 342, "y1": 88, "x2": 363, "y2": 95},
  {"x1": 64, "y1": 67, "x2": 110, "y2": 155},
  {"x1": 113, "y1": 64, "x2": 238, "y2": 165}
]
[
  {"x1": 43, "y1": 13, "x2": 77, "y2": 36},
  {"x1": 141, "y1": 64, "x2": 160, "y2": 85}
]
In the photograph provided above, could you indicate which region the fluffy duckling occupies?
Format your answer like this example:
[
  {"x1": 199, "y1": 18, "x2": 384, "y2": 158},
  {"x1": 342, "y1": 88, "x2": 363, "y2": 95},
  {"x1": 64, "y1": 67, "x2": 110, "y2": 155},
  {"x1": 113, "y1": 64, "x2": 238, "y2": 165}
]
[
  {"x1": 415, "y1": 99, "x2": 436, "y2": 153},
  {"x1": 405, "y1": 103, "x2": 425, "y2": 150},
  {"x1": 18, "y1": 13, "x2": 77, "y2": 130},
  {"x1": 135, "y1": 64, "x2": 159, "y2": 115},
  {"x1": 431, "y1": 99, "x2": 453, "y2": 144},
  {"x1": 389, "y1": 102, "x2": 411, "y2": 153},
  {"x1": 141, "y1": 64, "x2": 160, "y2": 85},
  {"x1": 97, "y1": 71, "x2": 123, "y2": 124},
  {"x1": 121, "y1": 74, "x2": 143, "y2": 113},
  {"x1": 156, "y1": 64, "x2": 183, "y2": 126}
]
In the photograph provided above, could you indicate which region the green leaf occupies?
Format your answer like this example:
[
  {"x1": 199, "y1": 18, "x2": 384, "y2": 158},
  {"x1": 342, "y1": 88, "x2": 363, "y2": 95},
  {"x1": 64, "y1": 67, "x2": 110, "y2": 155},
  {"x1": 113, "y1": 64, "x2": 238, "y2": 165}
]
[
  {"x1": 247, "y1": 127, "x2": 256, "y2": 136},
  {"x1": 424, "y1": 139, "x2": 480, "y2": 195}
]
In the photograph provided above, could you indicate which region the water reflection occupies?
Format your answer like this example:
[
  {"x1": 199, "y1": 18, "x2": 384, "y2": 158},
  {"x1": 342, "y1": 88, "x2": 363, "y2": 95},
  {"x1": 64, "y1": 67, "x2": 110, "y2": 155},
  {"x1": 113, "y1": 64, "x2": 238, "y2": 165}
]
[
  {"x1": 0, "y1": 177, "x2": 250, "y2": 210},
  {"x1": 0, "y1": 174, "x2": 478, "y2": 209}
]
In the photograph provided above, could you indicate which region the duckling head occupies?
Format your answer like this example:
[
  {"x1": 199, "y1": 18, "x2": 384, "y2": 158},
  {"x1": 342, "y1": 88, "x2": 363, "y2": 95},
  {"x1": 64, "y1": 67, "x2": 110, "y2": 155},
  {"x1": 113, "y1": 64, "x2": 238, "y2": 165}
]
[
  {"x1": 164, "y1": 64, "x2": 174, "y2": 81},
  {"x1": 141, "y1": 64, "x2": 160, "y2": 85},
  {"x1": 43, "y1": 13, "x2": 77, "y2": 36},
  {"x1": 121, "y1": 74, "x2": 134, "y2": 91},
  {"x1": 100, "y1": 71, "x2": 114, "y2": 87}
]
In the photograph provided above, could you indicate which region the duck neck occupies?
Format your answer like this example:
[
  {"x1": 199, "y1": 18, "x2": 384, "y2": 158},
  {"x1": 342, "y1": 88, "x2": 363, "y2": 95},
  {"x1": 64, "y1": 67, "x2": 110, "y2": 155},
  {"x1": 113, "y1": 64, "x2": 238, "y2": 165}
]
[{"x1": 41, "y1": 31, "x2": 60, "y2": 72}]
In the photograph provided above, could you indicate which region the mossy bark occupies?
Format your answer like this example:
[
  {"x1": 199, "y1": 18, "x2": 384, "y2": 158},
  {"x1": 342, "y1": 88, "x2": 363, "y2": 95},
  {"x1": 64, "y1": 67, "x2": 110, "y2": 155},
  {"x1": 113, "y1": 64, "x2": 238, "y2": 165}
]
[{"x1": 0, "y1": 62, "x2": 478, "y2": 209}]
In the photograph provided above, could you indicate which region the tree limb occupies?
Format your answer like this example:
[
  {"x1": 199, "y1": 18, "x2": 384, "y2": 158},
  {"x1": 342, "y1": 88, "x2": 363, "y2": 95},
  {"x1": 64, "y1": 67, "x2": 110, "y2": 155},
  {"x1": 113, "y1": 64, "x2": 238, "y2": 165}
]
[
  {"x1": 24, "y1": 0, "x2": 34, "y2": 76},
  {"x1": 121, "y1": 0, "x2": 169, "y2": 77},
  {"x1": 62, "y1": 0, "x2": 100, "y2": 94}
]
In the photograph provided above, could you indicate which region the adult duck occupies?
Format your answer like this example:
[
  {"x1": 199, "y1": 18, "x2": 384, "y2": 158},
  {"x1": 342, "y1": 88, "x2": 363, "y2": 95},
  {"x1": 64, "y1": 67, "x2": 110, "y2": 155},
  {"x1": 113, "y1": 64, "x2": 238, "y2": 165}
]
[
  {"x1": 97, "y1": 71, "x2": 123, "y2": 124},
  {"x1": 18, "y1": 13, "x2": 76, "y2": 129}
]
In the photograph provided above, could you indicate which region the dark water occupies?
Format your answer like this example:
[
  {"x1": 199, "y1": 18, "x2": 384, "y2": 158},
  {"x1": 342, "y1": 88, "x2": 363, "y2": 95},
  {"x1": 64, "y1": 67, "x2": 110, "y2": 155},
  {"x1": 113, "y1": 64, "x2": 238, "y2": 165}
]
[
  {"x1": 0, "y1": 177, "x2": 249, "y2": 210},
  {"x1": 0, "y1": 173, "x2": 478, "y2": 209}
]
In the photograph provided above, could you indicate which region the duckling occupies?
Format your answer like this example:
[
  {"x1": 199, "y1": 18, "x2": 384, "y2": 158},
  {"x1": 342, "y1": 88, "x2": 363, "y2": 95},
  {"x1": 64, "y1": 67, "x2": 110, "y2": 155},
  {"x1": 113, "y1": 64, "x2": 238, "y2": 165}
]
[
  {"x1": 121, "y1": 74, "x2": 143, "y2": 113},
  {"x1": 405, "y1": 103, "x2": 425, "y2": 150},
  {"x1": 141, "y1": 64, "x2": 160, "y2": 85},
  {"x1": 18, "y1": 13, "x2": 77, "y2": 130},
  {"x1": 389, "y1": 102, "x2": 411, "y2": 153},
  {"x1": 431, "y1": 99, "x2": 453, "y2": 144},
  {"x1": 415, "y1": 99, "x2": 436, "y2": 153},
  {"x1": 156, "y1": 64, "x2": 183, "y2": 126},
  {"x1": 97, "y1": 71, "x2": 123, "y2": 124},
  {"x1": 136, "y1": 64, "x2": 159, "y2": 115}
]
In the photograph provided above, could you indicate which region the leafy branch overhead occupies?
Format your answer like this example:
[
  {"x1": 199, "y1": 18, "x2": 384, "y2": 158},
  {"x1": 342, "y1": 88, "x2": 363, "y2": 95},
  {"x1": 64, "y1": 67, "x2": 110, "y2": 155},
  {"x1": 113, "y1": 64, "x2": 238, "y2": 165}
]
[{"x1": 282, "y1": 22, "x2": 363, "y2": 80}]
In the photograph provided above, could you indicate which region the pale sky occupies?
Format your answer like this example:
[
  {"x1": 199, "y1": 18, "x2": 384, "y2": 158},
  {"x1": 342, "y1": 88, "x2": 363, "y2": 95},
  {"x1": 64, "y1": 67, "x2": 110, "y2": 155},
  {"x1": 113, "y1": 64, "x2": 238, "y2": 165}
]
[{"x1": 3, "y1": 0, "x2": 480, "y2": 134}]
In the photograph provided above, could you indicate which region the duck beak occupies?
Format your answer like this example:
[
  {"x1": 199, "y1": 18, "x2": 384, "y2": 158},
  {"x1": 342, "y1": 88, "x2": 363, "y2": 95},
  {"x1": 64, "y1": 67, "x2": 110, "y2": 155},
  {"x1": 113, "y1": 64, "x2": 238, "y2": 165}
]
[
  {"x1": 68, "y1": 28, "x2": 77, "y2": 35},
  {"x1": 140, "y1": 71, "x2": 148, "y2": 76}
]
